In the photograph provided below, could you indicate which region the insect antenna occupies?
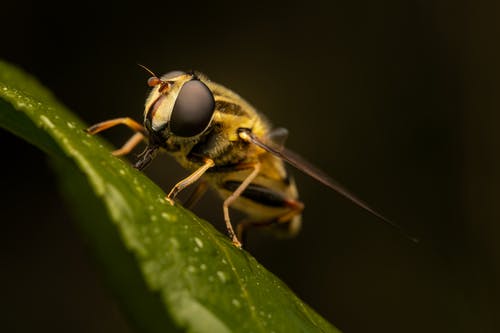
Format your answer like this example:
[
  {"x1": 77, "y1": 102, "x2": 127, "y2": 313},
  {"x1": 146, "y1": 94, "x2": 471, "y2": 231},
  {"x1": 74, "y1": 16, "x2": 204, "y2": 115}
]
[
  {"x1": 137, "y1": 63, "x2": 158, "y2": 77},
  {"x1": 137, "y1": 64, "x2": 165, "y2": 87}
]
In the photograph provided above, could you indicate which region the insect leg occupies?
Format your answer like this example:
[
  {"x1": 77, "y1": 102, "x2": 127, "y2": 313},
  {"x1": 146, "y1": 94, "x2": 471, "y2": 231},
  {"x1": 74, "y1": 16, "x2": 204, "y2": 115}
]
[
  {"x1": 223, "y1": 162, "x2": 261, "y2": 248},
  {"x1": 86, "y1": 117, "x2": 146, "y2": 135},
  {"x1": 183, "y1": 180, "x2": 209, "y2": 209},
  {"x1": 111, "y1": 132, "x2": 145, "y2": 156},
  {"x1": 166, "y1": 158, "x2": 215, "y2": 205},
  {"x1": 87, "y1": 118, "x2": 147, "y2": 156}
]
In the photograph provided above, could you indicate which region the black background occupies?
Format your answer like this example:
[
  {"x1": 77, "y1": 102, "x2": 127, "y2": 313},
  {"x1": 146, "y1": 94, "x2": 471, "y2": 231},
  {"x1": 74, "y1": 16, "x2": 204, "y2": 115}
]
[{"x1": 1, "y1": 1, "x2": 499, "y2": 332}]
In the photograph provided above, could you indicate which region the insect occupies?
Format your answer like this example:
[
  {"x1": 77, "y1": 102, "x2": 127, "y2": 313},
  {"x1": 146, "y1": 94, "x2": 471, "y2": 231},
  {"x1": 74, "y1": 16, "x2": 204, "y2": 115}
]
[{"x1": 87, "y1": 67, "x2": 415, "y2": 248}]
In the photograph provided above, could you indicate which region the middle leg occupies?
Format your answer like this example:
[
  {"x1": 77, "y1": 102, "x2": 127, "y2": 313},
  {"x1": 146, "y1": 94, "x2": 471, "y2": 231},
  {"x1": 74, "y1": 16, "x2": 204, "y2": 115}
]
[
  {"x1": 223, "y1": 162, "x2": 261, "y2": 248},
  {"x1": 166, "y1": 158, "x2": 215, "y2": 204}
]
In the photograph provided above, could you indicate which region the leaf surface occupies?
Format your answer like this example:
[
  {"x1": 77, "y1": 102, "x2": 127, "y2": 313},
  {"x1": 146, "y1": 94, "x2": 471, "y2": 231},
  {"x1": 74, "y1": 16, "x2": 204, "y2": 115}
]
[{"x1": 0, "y1": 60, "x2": 339, "y2": 333}]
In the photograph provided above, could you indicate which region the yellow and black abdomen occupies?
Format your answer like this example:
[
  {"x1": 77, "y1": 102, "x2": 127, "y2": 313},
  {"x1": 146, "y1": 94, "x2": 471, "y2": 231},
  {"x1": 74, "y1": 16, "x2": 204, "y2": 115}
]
[{"x1": 204, "y1": 149, "x2": 303, "y2": 238}]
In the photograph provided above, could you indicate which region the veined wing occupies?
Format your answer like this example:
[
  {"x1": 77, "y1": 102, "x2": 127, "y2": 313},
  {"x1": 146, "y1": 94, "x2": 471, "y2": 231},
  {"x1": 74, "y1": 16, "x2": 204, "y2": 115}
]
[{"x1": 239, "y1": 128, "x2": 418, "y2": 242}]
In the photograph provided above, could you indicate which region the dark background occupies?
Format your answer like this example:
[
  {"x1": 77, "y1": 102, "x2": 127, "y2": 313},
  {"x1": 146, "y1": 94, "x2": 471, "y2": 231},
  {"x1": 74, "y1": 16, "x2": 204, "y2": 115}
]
[{"x1": 1, "y1": 1, "x2": 499, "y2": 332}]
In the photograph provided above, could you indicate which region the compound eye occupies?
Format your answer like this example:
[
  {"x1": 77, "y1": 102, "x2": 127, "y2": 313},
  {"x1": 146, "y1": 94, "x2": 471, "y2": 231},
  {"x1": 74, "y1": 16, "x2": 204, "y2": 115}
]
[{"x1": 170, "y1": 80, "x2": 215, "y2": 137}]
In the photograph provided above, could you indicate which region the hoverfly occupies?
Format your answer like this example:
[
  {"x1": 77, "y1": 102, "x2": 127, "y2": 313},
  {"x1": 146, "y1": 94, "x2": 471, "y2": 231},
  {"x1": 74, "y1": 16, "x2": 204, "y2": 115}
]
[{"x1": 87, "y1": 67, "x2": 415, "y2": 248}]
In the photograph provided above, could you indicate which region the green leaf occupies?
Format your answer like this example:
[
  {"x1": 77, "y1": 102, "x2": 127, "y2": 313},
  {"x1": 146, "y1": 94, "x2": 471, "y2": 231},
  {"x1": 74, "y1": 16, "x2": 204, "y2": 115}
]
[{"x1": 0, "y1": 60, "x2": 339, "y2": 333}]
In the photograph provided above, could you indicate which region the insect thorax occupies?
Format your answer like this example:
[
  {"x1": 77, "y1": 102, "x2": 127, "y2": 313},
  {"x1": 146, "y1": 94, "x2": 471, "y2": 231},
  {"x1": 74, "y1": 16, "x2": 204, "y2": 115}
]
[{"x1": 165, "y1": 81, "x2": 271, "y2": 172}]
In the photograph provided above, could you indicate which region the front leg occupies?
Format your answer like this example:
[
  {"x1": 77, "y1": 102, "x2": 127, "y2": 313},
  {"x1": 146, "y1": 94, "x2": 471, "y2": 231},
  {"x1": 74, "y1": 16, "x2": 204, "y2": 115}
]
[
  {"x1": 86, "y1": 117, "x2": 146, "y2": 135},
  {"x1": 166, "y1": 158, "x2": 215, "y2": 205},
  {"x1": 87, "y1": 117, "x2": 147, "y2": 156}
]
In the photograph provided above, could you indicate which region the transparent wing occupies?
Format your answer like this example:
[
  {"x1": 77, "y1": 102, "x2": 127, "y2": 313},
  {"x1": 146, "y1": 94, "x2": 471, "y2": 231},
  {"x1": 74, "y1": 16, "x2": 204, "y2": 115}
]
[{"x1": 240, "y1": 128, "x2": 418, "y2": 242}]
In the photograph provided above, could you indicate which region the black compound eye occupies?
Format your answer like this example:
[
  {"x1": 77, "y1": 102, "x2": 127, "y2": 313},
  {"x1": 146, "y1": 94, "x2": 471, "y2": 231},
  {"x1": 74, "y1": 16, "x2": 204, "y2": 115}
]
[{"x1": 170, "y1": 80, "x2": 215, "y2": 137}]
